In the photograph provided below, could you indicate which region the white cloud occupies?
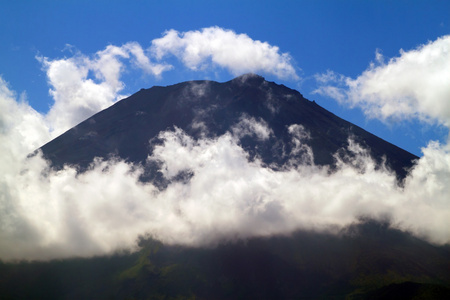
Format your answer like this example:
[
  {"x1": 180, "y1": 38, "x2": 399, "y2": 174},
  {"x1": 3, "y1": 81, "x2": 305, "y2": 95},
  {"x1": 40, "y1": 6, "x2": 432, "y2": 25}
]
[
  {"x1": 0, "y1": 77, "x2": 50, "y2": 157},
  {"x1": 312, "y1": 35, "x2": 450, "y2": 244},
  {"x1": 124, "y1": 42, "x2": 173, "y2": 76},
  {"x1": 315, "y1": 35, "x2": 450, "y2": 126},
  {"x1": 287, "y1": 124, "x2": 314, "y2": 165},
  {"x1": 38, "y1": 43, "x2": 171, "y2": 136},
  {"x1": 151, "y1": 27, "x2": 299, "y2": 80},
  {"x1": 231, "y1": 115, "x2": 273, "y2": 141}
]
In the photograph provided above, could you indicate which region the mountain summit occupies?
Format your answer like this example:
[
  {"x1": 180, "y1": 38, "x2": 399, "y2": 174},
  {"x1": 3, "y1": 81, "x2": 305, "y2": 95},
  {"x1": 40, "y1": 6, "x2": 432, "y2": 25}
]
[{"x1": 40, "y1": 73, "x2": 417, "y2": 180}]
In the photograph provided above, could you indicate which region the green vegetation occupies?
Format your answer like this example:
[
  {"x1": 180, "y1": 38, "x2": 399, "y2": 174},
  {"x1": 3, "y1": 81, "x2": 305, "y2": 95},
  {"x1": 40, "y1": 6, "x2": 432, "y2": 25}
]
[{"x1": 1, "y1": 222, "x2": 449, "y2": 299}]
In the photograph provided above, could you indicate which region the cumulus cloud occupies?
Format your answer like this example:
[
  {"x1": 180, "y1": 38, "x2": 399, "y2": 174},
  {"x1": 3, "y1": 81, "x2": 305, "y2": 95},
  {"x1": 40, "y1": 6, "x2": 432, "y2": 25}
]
[
  {"x1": 0, "y1": 77, "x2": 50, "y2": 158},
  {"x1": 147, "y1": 128, "x2": 449, "y2": 246},
  {"x1": 314, "y1": 35, "x2": 450, "y2": 126},
  {"x1": 38, "y1": 42, "x2": 171, "y2": 136},
  {"x1": 151, "y1": 27, "x2": 299, "y2": 80}
]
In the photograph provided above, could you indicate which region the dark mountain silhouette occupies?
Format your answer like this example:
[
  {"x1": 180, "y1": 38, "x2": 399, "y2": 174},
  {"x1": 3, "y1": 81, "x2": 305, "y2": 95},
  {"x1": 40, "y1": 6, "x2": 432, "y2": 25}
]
[
  {"x1": 1, "y1": 222, "x2": 449, "y2": 299},
  {"x1": 3, "y1": 74, "x2": 448, "y2": 299},
  {"x1": 40, "y1": 74, "x2": 417, "y2": 182}
]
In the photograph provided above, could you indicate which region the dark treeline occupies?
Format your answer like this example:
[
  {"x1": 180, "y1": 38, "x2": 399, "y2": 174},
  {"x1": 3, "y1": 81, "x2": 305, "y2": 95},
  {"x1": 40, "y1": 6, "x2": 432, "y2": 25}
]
[{"x1": 1, "y1": 220, "x2": 449, "y2": 299}]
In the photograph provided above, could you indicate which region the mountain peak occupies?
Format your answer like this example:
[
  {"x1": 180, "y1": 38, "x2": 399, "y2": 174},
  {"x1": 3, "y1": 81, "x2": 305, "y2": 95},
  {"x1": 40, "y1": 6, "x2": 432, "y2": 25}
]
[{"x1": 231, "y1": 73, "x2": 266, "y2": 85}]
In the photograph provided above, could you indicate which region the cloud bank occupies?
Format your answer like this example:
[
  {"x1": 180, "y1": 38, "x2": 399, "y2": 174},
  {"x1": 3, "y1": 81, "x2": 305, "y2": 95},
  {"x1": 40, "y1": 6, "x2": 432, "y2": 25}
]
[{"x1": 0, "y1": 33, "x2": 449, "y2": 261}]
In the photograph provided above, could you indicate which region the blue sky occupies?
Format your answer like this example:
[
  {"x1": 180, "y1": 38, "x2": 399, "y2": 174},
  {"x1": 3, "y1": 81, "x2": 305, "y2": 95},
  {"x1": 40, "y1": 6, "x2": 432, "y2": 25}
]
[{"x1": 1, "y1": 0, "x2": 449, "y2": 156}]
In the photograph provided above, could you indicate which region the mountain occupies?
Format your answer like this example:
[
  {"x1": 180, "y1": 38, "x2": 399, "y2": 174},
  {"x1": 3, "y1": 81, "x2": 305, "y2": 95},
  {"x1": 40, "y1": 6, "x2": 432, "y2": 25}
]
[
  {"x1": 3, "y1": 74, "x2": 448, "y2": 299},
  {"x1": 40, "y1": 73, "x2": 417, "y2": 182}
]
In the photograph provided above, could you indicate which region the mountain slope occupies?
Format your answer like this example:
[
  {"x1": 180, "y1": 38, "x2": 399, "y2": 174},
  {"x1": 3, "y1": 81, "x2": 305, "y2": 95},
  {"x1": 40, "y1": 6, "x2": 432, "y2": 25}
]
[{"x1": 40, "y1": 74, "x2": 417, "y2": 180}]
